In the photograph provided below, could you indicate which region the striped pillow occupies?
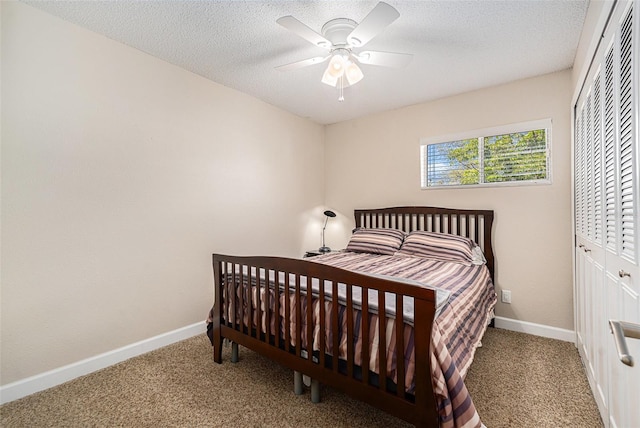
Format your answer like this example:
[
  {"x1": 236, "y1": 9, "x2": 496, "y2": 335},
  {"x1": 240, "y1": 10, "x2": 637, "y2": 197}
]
[
  {"x1": 345, "y1": 228, "x2": 406, "y2": 255},
  {"x1": 396, "y1": 231, "x2": 475, "y2": 264}
]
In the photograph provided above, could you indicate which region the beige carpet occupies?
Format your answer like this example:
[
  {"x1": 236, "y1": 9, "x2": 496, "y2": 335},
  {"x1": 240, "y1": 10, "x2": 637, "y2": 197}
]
[{"x1": 0, "y1": 328, "x2": 603, "y2": 427}]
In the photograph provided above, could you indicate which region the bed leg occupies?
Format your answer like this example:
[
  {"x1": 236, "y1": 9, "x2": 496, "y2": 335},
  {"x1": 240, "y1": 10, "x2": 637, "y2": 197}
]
[
  {"x1": 213, "y1": 342, "x2": 222, "y2": 364},
  {"x1": 212, "y1": 332, "x2": 222, "y2": 364},
  {"x1": 310, "y1": 379, "x2": 320, "y2": 403},
  {"x1": 294, "y1": 371, "x2": 303, "y2": 395},
  {"x1": 231, "y1": 342, "x2": 239, "y2": 363}
]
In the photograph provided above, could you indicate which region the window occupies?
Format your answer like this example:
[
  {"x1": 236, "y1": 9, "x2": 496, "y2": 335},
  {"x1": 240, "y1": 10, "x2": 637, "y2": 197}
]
[{"x1": 420, "y1": 119, "x2": 552, "y2": 189}]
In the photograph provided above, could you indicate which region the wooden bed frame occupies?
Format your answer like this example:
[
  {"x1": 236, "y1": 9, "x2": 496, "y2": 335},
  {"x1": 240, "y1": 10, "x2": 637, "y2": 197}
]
[{"x1": 211, "y1": 206, "x2": 494, "y2": 427}]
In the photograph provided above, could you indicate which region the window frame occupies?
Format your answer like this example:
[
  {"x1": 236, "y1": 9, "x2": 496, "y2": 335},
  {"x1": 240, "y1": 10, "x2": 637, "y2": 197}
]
[{"x1": 420, "y1": 118, "x2": 553, "y2": 190}]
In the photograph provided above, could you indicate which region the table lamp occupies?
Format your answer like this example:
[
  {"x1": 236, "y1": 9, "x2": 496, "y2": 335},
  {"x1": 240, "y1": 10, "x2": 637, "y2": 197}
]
[{"x1": 319, "y1": 210, "x2": 336, "y2": 253}]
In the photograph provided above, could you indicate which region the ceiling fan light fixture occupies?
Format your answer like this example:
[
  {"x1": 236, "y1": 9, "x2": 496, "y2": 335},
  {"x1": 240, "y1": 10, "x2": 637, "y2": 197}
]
[
  {"x1": 321, "y1": 67, "x2": 339, "y2": 86},
  {"x1": 345, "y1": 61, "x2": 363, "y2": 85},
  {"x1": 327, "y1": 55, "x2": 345, "y2": 78}
]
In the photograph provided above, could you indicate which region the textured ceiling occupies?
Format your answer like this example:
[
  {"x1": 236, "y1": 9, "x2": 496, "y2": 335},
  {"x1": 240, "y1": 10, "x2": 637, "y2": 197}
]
[{"x1": 23, "y1": 0, "x2": 590, "y2": 125}]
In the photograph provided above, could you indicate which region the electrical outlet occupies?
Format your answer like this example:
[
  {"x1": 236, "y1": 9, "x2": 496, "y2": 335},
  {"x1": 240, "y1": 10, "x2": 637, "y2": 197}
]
[{"x1": 501, "y1": 290, "x2": 512, "y2": 304}]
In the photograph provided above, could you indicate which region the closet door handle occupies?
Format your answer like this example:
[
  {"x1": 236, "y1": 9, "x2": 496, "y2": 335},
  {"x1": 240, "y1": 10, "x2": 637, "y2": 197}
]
[
  {"x1": 619, "y1": 270, "x2": 631, "y2": 278},
  {"x1": 609, "y1": 320, "x2": 640, "y2": 367}
]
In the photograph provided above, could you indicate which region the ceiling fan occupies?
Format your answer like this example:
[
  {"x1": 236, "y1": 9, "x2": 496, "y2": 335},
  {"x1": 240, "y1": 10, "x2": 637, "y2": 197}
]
[{"x1": 275, "y1": 2, "x2": 412, "y2": 101}]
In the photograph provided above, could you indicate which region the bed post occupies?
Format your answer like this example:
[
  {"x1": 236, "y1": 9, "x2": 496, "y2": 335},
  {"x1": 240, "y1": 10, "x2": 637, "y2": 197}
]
[
  {"x1": 483, "y1": 212, "x2": 495, "y2": 279},
  {"x1": 413, "y1": 295, "x2": 439, "y2": 426},
  {"x1": 212, "y1": 254, "x2": 223, "y2": 364}
]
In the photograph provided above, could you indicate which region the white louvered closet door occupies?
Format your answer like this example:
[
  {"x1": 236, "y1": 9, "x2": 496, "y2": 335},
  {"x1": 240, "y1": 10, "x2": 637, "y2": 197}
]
[{"x1": 574, "y1": 1, "x2": 639, "y2": 427}]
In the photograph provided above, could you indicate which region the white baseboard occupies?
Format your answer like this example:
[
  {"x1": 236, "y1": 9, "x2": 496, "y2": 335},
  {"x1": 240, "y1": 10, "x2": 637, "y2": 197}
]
[
  {"x1": 0, "y1": 318, "x2": 573, "y2": 405},
  {"x1": 0, "y1": 322, "x2": 206, "y2": 405},
  {"x1": 494, "y1": 316, "x2": 576, "y2": 344}
]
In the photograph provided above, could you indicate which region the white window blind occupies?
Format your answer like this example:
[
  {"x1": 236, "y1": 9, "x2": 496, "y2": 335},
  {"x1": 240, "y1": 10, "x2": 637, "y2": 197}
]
[
  {"x1": 420, "y1": 119, "x2": 551, "y2": 189},
  {"x1": 420, "y1": 139, "x2": 479, "y2": 187}
]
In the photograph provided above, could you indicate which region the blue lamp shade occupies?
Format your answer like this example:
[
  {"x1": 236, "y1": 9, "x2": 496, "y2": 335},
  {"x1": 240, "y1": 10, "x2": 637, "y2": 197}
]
[{"x1": 319, "y1": 210, "x2": 336, "y2": 253}]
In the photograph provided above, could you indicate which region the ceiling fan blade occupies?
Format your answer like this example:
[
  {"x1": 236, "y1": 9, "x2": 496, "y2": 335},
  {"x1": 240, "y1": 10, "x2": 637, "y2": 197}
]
[
  {"x1": 355, "y1": 51, "x2": 413, "y2": 68},
  {"x1": 275, "y1": 56, "x2": 330, "y2": 71},
  {"x1": 277, "y1": 16, "x2": 332, "y2": 49},
  {"x1": 347, "y1": 2, "x2": 400, "y2": 48}
]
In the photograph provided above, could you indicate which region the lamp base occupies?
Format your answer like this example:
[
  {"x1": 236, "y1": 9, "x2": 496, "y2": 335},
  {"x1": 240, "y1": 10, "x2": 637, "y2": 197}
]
[{"x1": 318, "y1": 246, "x2": 332, "y2": 253}]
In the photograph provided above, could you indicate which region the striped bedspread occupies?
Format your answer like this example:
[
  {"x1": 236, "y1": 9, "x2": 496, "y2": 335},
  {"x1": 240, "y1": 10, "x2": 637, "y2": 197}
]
[
  {"x1": 313, "y1": 252, "x2": 496, "y2": 428},
  {"x1": 213, "y1": 251, "x2": 496, "y2": 428}
]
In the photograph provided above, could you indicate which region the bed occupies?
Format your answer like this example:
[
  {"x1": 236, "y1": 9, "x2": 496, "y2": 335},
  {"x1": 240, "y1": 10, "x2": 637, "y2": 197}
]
[{"x1": 207, "y1": 206, "x2": 496, "y2": 427}]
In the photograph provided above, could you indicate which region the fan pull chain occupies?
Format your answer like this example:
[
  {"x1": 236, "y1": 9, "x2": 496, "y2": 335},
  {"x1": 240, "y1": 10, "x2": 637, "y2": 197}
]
[{"x1": 338, "y1": 74, "x2": 345, "y2": 102}]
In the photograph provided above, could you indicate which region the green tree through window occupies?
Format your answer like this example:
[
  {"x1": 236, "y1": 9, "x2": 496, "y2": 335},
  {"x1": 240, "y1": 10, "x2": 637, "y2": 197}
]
[
  {"x1": 484, "y1": 130, "x2": 547, "y2": 183},
  {"x1": 426, "y1": 139, "x2": 479, "y2": 186},
  {"x1": 421, "y1": 122, "x2": 549, "y2": 188}
]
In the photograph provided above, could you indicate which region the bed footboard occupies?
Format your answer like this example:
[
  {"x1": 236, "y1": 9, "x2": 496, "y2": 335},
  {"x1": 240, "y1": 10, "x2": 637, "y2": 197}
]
[{"x1": 211, "y1": 254, "x2": 439, "y2": 427}]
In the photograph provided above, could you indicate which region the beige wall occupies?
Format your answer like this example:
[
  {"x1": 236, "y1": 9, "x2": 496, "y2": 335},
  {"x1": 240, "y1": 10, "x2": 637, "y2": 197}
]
[
  {"x1": 0, "y1": 1, "x2": 324, "y2": 385},
  {"x1": 324, "y1": 70, "x2": 574, "y2": 331}
]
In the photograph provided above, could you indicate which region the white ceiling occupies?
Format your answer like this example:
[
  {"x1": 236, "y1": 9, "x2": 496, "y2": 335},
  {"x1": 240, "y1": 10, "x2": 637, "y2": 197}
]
[{"x1": 24, "y1": 0, "x2": 590, "y2": 125}]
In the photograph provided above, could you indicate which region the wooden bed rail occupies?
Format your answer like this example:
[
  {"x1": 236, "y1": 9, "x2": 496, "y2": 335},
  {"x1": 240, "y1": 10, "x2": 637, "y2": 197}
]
[{"x1": 211, "y1": 254, "x2": 440, "y2": 427}]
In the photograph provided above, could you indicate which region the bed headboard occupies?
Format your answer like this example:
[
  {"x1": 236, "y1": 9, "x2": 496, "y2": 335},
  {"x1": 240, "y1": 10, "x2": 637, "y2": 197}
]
[{"x1": 354, "y1": 206, "x2": 495, "y2": 279}]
